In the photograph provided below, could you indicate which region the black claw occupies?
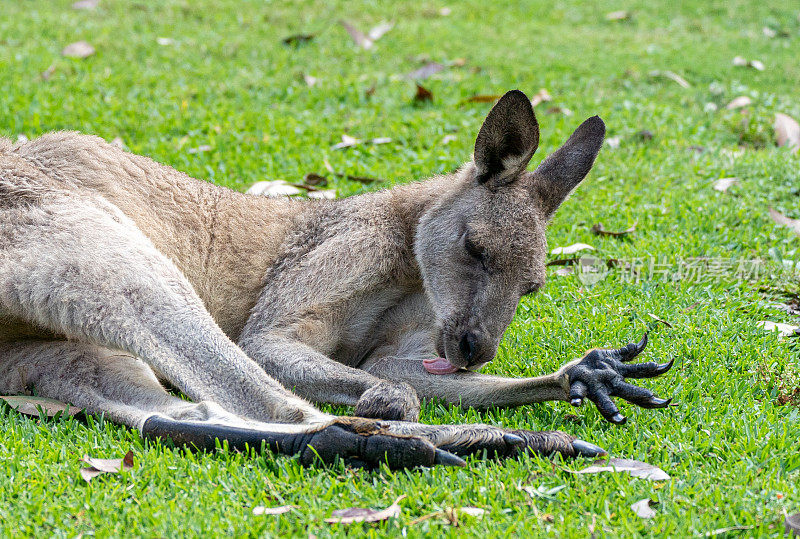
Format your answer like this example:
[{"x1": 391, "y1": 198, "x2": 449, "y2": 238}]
[
  {"x1": 611, "y1": 413, "x2": 627, "y2": 424},
  {"x1": 434, "y1": 449, "x2": 467, "y2": 467},
  {"x1": 617, "y1": 333, "x2": 648, "y2": 362},
  {"x1": 655, "y1": 358, "x2": 675, "y2": 375},
  {"x1": 570, "y1": 398, "x2": 583, "y2": 407},
  {"x1": 571, "y1": 439, "x2": 608, "y2": 458},
  {"x1": 650, "y1": 397, "x2": 672, "y2": 408},
  {"x1": 503, "y1": 433, "x2": 525, "y2": 447}
]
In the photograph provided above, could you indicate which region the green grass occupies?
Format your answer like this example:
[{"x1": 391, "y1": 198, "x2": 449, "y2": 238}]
[{"x1": 2, "y1": 0, "x2": 800, "y2": 536}]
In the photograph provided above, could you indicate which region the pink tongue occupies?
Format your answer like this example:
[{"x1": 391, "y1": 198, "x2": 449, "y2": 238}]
[{"x1": 423, "y1": 357, "x2": 459, "y2": 375}]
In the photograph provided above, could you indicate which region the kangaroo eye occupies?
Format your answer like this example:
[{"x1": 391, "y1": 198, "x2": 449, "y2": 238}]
[{"x1": 464, "y1": 236, "x2": 488, "y2": 269}]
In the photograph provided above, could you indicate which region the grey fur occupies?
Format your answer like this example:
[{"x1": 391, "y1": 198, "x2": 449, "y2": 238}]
[{"x1": 0, "y1": 91, "x2": 666, "y2": 465}]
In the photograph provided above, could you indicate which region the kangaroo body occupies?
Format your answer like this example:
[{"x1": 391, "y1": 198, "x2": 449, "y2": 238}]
[{"x1": 0, "y1": 91, "x2": 672, "y2": 468}]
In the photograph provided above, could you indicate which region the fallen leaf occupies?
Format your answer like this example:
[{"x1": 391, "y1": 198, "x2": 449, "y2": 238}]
[
  {"x1": 364, "y1": 85, "x2": 376, "y2": 98},
  {"x1": 307, "y1": 189, "x2": 336, "y2": 200},
  {"x1": 414, "y1": 84, "x2": 433, "y2": 103},
  {"x1": 573, "y1": 458, "x2": 670, "y2": 481},
  {"x1": 439, "y1": 7, "x2": 452, "y2": 16},
  {"x1": 732, "y1": 56, "x2": 764, "y2": 71},
  {"x1": 463, "y1": 94, "x2": 502, "y2": 104},
  {"x1": 649, "y1": 70, "x2": 690, "y2": 88},
  {"x1": 343, "y1": 174, "x2": 381, "y2": 184},
  {"x1": 282, "y1": 34, "x2": 315, "y2": 46},
  {"x1": 647, "y1": 313, "x2": 673, "y2": 328},
  {"x1": 555, "y1": 267, "x2": 574, "y2": 277},
  {"x1": 769, "y1": 208, "x2": 800, "y2": 236},
  {"x1": 529, "y1": 88, "x2": 552, "y2": 107},
  {"x1": 774, "y1": 113, "x2": 800, "y2": 152},
  {"x1": 16, "y1": 134, "x2": 28, "y2": 144},
  {"x1": 637, "y1": 129, "x2": 654, "y2": 141},
  {"x1": 302, "y1": 74, "x2": 318, "y2": 87},
  {"x1": 156, "y1": 37, "x2": 174, "y2": 46},
  {"x1": 407, "y1": 62, "x2": 445, "y2": 80},
  {"x1": 246, "y1": 180, "x2": 303, "y2": 197},
  {"x1": 442, "y1": 134, "x2": 457, "y2": 144},
  {"x1": 367, "y1": 22, "x2": 394, "y2": 41},
  {"x1": 712, "y1": 177, "x2": 738, "y2": 192},
  {"x1": 81, "y1": 451, "x2": 134, "y2": 473},
  {"x1": 630, "y1": 498, "x2": 657, "y2": 519},
  {"x1": 606, "y1": 136, "x2": 621, "y2": 149},
  {"x1": 253, "y1": 505, "x2": 296, "y2": 516},
  {"x1": 187, "y1": 145, "x2": 212, "y2": 154},
  {"x1": 757, "y1": 321, "x2": 799, "y2": 337},
  {"x1": 763, "y1": 26, "x2": 777, "y2": 38},
  {"x1": 325, "y1": 495, "x2": 405, "y2": 524},
  {"x1": 41, "y1": 64, "x2": 56, "y2": 80},
  {"x1": 62, "y1": 41, "x2": 95, "y2": 59},
  {"x1": 546, "y1": 106, "x2": 573, "y2": 116},
  {"x1": 605, "y1": 10, "x2": 630, "y2": 21},
  {"x1": 72, "y1": 0, "x2": 99, "y2": 9},
  {"x1": 339, "y1": 20, "x2": 376, "y2": 50},
  {"x1": 705, "y1": 525, "x2": 755, "y2": 537},
  {"x1": 726, "y1": 96, "x2": 752, "y2": 110},
  {"x1": 459, "y1": 507, "x2": 485, "y2": 518},
  {"x1": 303, "y1": 173, "x2": 328, "y2": 186},
  {"x1": 0, "y1": 396, "x2": 83, "y2": 418},
  {"x1": 521, "y1": 484, "x2": 567, "y2": 500},
  {"x1": 551, "y1": 243, "x2": 595, "y2": 256},
  {"x1": 591, "y1": 223, "x2": 636, "y2": 237},
  {"x1": 80, "y1": 451, "x2": 134, "y2": 482},
  {"x1": 332, "y1": 134, "x2": 360, "y2": 150}
]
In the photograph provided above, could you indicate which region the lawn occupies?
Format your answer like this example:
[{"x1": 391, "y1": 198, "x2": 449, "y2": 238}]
[{"x1": 1, "y1": 0, "x2": 799, "y2": 536}]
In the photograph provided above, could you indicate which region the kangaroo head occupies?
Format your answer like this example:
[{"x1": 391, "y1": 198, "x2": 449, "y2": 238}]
[{"x1": 415, "y1": 90, "x2": 605, "y2": 373}]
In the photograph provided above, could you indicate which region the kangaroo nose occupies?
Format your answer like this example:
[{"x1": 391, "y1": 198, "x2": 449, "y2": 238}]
[{"x1": 459, "y1": 332, "x2": 479, "y2": 364}]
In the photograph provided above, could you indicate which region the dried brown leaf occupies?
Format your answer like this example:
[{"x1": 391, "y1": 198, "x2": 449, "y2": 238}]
[
  {"x1": 414, "y1": 84, "x2": 433, "y2": 103},
  {"x1": 41, "y1": 64, "x2": 56, "y2": 80},
  {"x1": 367, "y1": 22, "x2": 393, "y2": 41},
  {"x1": 605, "y1": 10, "x2": 630, "y2": 21},
  {"x1": 325, "y1": 495, "x2": 405, "y2": 524},
  {"x1": 529, "y1": 88, "x2": 552, "y2": 107},
  {"x1": 364, "y1": 85, "x2": 376, "y2": 98},
  {"x1": 303, "y1": 173, "x2": 328, "y2": 186},
  {"x1": 551, "y1": 243, "x2": 595, "y2": 256},
  {"x1": 80, "y1": 467, "x2": 105, "y2": 482},
  {"x1": 572, "y1": 458, "x2": 670, "y2": 481},
  {"x1": 407, "y1": 62, "x2": 445, "y2": 80},
  {"x1": 769, "y1": 208, "x2": 800, "y2": 236},
  {"x1": 253, "y1": 505, "x2": 296, "y2": 516},
  {"x1": 591, "y1": 223, "x2": 636, "y2": 237},
  {"x1": 72, "y1": 0, "x2": 99, "y2": 9},
  {"x1": 774, "y1": 113, "x2": 800, "y2": 152},
  {"x1": 0, "y1": 395, "x2": 83, "y2": 418},
  {"x1": 647, "y1": 313, "x2": 673, "y2": 328},
  {"x1": 62, "y1": 41, "x2": 95, "y2": 59},
  {"x1": 726, "y1": 96, "x2": 752, "y2": 110},
  {"x1": 332, "y1": 134, "x2": 360, "y2": 150},
  {"x1": 712, "y1": 177, "x2": 738, "y2": 192},
  {"x1": 757, "y1": 321, "x2": 799, "y2": 337},
  {"x1": 246, "y1": 180, "x2": 303, "y2": 197},
  {"x1": 463, "y1": 94, "x2": 502, "y2": 104},
  {"x1": 282, "y1": 34, "x2": 315, "y2": 46},
  {"x1": 339, "y1": 20, "x2": 373, "y2": 49},
  {"x1": 630, "y1": 498, "x2": 657, "y2": 519},
  {"x1": 81, "y1": 451, "x2": 134, "y2": 473},
  {"x1": 649, "y1": 70, "x2": 690, "y2": 88}
]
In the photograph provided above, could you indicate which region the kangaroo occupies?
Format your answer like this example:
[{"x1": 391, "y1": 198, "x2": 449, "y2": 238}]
[{"x1": 0, "y1": 90, "x2": 673, "y2": 469}]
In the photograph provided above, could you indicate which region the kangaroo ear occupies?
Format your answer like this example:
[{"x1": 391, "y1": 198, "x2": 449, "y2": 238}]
[
  {"x1": 473, "y1": 90, "x2": 539, "y2": 189},
  {"x1": 533, "y1": 115, "x2": 605, "y2": 216}
]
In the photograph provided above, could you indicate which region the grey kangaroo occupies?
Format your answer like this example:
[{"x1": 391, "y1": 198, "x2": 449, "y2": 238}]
[{"x1": 0, "y1": 90, "x2": 673, "y2": 469}]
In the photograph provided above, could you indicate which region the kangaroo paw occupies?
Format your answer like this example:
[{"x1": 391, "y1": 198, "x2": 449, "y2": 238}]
[
  {"x1": 141, "y1": 415, "x2": 464, "y2": 470},
  {"x1": 567, "y1": 333, "x2": 674, "y2": 424},
  {"x1": 508, "y1": 429, "x2": 607, "y2": 458}
]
